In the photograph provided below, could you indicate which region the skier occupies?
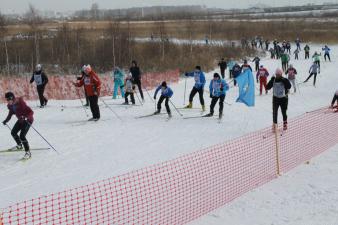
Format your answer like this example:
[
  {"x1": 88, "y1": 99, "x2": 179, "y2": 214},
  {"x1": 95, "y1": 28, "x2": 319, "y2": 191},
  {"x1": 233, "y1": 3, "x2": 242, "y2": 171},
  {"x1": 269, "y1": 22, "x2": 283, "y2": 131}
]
[
  {"x1": 154, "y1": 81, "x2": 174, "y2": 118},
  {"x1": 304, "y1": 62, "x2": 320, "y2": 87},
  {"x1": 293, "y1": 49, "x2": 299, "y2": 60},
  {"x1": 112, "y1": 67, "x2": 125, "y2": 99},
  {"x1": 286, "y1": 41, "x2": 291, "y2": 54},
  {"x1": 295, "y1": 38, "x2": 301, "y2": 51},
  {"x1": 204, "y1": 73, "x2": 229, "y2": 119},
  {"x1": 322, "y1": 45, "x2": 331, "y2": 62},
  {"x1": 312, "y1": 51, "x2": 321, "y2": 70},
  {"x1": 77, "y1": 65, "x2": 90, "y2": 107},
  {"x1": 227, "y1": 59, "x2": 235, "y2": 79},
  {"x1": 73, "y1": 65, "x2": 101, "y2": 121},
  {"x1": 241, "y1": 59, "x2": 252, "y2": 72},
  {"x1": 304, "y1": 44, "x2": 310, "y2": 59},
  {"x1": 232, "y1": 63, "x2": 242, "y2": 86},
  {"x1": 130, "y1": 60, "x2": 144, "y2": 101},
  {"x1": 184, "y1": 66, "x2": 206, "y2": 111},
  {"x1": 256, "y1": 65, "x2": 269, "y2": 95},
  {"x1": 218, "y1": 58, "x2": 227, "y2": 79},
  {"x1": 269, "y1": 47, "x2": 276, "y2": 59},
  {"x1": 2, "y1": 92, "x2": 34, "y2": 159},
  {"x1": 123, "y1": 74, "x2": 135, "y2": 105},
  {"x1": 252, "y1": 56, "x2": 261, "y2": 72},
  {"x1": 285, "y1": 64, "x2": 298, "y2": 93},
  {"x1": 281, "y1": 52, "x2": 290, "y2": 72},
  {"x1": 265, "y1": 39, "x2": 270, "y2": 51},
  {"x1": 266, "y1": 68, "x2": 291, "y2": 131},
  {"x1": 330, "y1": 88, "x2": 338, "y2": 112},
  {"x1": 30, "y1": 64, "x2": 48, "y2": 108}
]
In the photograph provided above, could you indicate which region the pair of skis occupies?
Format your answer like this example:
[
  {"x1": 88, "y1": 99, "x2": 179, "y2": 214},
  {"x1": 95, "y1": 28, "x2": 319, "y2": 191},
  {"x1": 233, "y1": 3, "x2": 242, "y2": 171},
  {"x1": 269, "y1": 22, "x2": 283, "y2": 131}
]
[
  {"x1": 0, "y1": 147, "x2": 50, "y2": 162},
  {"x1": 183, "y1": 114, "x2": 223, "y2": 123},
  {"x1": 135, "y1": 112, "x2": 172, "y2": 121}
]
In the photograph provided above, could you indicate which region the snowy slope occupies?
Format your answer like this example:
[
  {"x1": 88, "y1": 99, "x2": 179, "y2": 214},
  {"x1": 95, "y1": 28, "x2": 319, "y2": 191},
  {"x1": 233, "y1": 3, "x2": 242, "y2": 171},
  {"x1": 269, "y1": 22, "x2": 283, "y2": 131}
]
[{"x1": 0, "y1": 42, "x2": 337, "y2": 225}]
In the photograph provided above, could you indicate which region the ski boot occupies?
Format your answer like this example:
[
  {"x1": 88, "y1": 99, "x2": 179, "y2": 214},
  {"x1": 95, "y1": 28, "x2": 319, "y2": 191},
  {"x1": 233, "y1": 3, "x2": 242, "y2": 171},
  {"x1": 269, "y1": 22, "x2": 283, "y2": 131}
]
[
  {"x1": 283, "y1": 121, "x2": 288, "y2": 131},
  {"x1": 185, "y1": 102, "x2": 192, "y2": 109},
  {"x1": 154, "y1": 110, "x2": 161, "y2": 115},
  {"x1": 22, "y1": 151, "x2": 31, "y2": 160},
  {"x1": 203, "y1": 113, "x2": 213, "y2": 117},
  {"x1": 219, "y1": 113, "x2": 223, "y2": 119}
]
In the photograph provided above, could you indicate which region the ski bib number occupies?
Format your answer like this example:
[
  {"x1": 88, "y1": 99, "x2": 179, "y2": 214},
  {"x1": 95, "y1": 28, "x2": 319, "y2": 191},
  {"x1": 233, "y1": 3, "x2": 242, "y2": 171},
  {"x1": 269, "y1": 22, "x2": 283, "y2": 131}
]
[{"x1": 34, "y1": 74, "x2": 43, "y2": 85}]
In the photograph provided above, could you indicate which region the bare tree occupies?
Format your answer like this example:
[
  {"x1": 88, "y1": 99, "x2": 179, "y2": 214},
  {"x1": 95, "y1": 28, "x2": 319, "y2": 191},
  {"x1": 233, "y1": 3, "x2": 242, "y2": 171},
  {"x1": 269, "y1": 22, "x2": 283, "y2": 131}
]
[
  {"x1": 25, "y1": 4, "x2": 43, "y2": 66},
  {"x1": 91, "y1": 3, "x2": 99, "y2": 20},
  {"x1": 0, "y1": 12, "x2": 9, "y2": 75}
]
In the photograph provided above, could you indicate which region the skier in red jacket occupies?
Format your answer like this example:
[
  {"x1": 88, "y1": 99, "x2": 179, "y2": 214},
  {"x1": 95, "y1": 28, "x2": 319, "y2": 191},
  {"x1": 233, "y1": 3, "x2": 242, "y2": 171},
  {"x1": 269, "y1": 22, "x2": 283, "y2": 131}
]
[
  {"x1": 73, "y1": 65, "x2": 101, "y2": 121},
  {"x1": 256, "y1": 65, "x2": 269, "y2": 95},
  {"x1": 2, "y1": 92, "x2": 34, "y2": 159}
]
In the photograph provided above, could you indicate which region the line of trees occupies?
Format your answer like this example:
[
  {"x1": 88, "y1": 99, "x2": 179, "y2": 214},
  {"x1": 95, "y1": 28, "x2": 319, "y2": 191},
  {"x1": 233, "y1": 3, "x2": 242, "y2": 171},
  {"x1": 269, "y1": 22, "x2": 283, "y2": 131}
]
[{"x1": 0, "y1": 6, "x2": 257, "y2": 76}]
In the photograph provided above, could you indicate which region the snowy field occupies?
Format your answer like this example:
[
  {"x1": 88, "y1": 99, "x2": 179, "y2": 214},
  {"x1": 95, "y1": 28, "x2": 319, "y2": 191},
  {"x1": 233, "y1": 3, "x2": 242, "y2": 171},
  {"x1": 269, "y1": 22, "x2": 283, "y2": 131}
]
[{"x1": 0, "y1": 44, "x2": 337, "y2": 224}]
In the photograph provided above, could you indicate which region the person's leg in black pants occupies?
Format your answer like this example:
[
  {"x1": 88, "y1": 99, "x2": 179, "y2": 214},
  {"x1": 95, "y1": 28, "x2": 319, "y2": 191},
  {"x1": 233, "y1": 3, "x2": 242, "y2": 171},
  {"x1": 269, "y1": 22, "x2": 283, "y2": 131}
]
[
  {"x1": 304, "y1": 73, "x2": 314, "y2": 83},
  {"x1": 11, "y1": 121, "x2": 23, "y2": 147},
  {"x1": 219, "y1": 95, "x2": 225, "y2": 115},
  {"x1": 331, "y1": 94, "x2": 338, "y2": 107},
  {"x1": 189, "y1": 87, "x2": 198, "y2": 103},
  {"x1": 280, "y1": 98, "x2": 288, "y2": 122},
  {"x1": 157, "y1": 95, "x2": 165, "y2": 112},
  {"x1": 197, "y1": 88, "x2": 205, "y2": 106},
  {"x1": 135, "y1": 79, "x2": 144, "y2": 100},
  {"x1": 272, "y1": 97, "x2": 280, "y2": 124},
  {"x1": 164, "y1": 97, "x2": 171, "y2": 115},
  {"x1": 89, "y1": 95, "x2": 100, "y2": 119},
  {"x1": 209, "y1": 97, "x2": 219, "y2": 115},
  {"x1": 313, "y1": 73, "x2": 317, "y2": 86},
  {"x1": 37, "y1": 86, "x2": 47, "y2": 106}
]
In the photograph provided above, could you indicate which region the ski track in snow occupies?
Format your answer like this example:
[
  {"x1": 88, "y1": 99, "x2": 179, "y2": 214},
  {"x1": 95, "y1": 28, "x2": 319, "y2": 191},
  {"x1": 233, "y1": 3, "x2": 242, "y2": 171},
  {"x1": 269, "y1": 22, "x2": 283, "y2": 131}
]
[{"x1": 0, "y1": 44, "x2": 338, "y2": 225}]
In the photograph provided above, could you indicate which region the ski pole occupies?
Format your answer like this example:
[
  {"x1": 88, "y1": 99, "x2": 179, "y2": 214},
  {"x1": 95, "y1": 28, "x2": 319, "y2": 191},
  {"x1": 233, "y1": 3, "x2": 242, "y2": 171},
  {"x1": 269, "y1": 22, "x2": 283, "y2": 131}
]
[
  {"x1": 144, "y1": 87, "x2": 155, "y2": 103},
  {"x1": 154, "y1": 98, "x2": 157, "y2": 111},
  {"x1": 296, "y1": 78, "x2": 301, "y2": 94},
  {"x1": 224, "y1": 101, "x2": 232, "y2": 106},
  {"x1": 99, "y1": 97, "x2": 123, "y2": 121},
  {"x1": 75, "y1": 88, "x2": 90, "y2": 118},
  {"x1": 183, "y1": 76, "x2": 187, "y2": 106},
  {"x1": 169, "y1": 99, "x2": 183, "y2": 116},
  {"x1": 134, "y1": 91, "x2": 143, "y2": 106},
  {"x1": 5, "y1": 124, "x2": 12, "y2": 131},
  {"x1": 26, "y1": 121, "x2": 59, "y2": 154}
]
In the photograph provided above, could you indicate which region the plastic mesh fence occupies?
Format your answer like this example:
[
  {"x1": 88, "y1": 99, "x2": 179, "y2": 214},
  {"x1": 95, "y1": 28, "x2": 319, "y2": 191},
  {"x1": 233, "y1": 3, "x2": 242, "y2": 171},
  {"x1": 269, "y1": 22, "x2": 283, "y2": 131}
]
[
  {"x1": 0, "y1": 70, "x2": 180, "y2": 103},
  {"x1": 0, "y1": 108, "x2": 337, "y2": 225}
]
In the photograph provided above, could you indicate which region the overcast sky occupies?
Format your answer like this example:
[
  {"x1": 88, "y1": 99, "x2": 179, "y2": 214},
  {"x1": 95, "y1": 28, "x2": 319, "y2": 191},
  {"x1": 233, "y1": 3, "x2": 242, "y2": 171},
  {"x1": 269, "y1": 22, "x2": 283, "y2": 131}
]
[{"x1": 0, "y1": 0, "x2": 336, "y2": 14}]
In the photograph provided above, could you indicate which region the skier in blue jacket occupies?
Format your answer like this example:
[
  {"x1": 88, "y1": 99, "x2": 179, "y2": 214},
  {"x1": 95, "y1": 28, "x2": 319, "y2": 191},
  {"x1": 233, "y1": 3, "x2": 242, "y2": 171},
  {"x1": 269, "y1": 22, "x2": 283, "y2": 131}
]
[
  {"x1": 184, "y1": 66, "x2": 206, "y2": 111},
  {"x1": 112, "y1": 67, "x2": 125, "y2": 99},
  {"x1": 154, "y1": 81, "x2": 174, "y2": 117},
  {"x1": 322, "y1": 45, "x2": 331, "y2": 62},
  {"x1": 204, "y1": 73, "x2": 229, "y2": 119}
]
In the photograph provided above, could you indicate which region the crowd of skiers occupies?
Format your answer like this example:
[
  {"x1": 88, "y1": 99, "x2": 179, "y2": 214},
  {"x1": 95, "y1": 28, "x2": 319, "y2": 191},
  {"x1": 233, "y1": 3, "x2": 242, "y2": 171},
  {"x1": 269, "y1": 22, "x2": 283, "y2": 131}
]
[{"x1": 2, "y1": 40, "x2": 337, "y2": 160}]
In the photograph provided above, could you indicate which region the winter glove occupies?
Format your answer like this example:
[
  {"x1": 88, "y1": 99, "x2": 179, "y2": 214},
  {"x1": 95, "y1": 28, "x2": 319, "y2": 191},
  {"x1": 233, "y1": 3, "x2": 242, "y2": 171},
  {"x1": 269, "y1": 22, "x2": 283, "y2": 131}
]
[
  {"x1": 154, "y1": 96, "x2": 156, "y2": 100},
  {"x1": 210, "y1": 93, "x2": 213, "y2": 98},
  {"x1": 220, "y1": 87, "x2": 224, "y2": 92},
  {"x1": 2, "y1": 120, "x2": 6, "y2": 125},
  {"x1": 185, "y1": 72, "x2": 188, "y2": 76}
]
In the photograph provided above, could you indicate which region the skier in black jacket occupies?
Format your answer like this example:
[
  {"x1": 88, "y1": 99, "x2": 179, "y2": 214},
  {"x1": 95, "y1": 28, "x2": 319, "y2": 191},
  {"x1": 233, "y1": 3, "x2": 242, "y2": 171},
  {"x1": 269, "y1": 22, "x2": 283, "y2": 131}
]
[
  {"x1": 30, "y1": 64, "x2": 48, "y2": 108},
  {"x1": 129, "y1": 60, "x2": 144, "y2": 101},
  {"x1": 266, "y1": 68, "x2": 292, "y2": 131},
  {"x1": 218, "y1": 58, "x2": 227, "y2": 79}
]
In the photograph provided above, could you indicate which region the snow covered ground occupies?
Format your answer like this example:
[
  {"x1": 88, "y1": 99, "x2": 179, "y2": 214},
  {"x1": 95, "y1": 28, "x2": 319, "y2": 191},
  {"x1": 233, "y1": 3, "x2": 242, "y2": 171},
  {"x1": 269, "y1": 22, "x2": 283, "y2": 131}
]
[{"x1": 0, "y1": 43, "x2": 337, "y2": 224}]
